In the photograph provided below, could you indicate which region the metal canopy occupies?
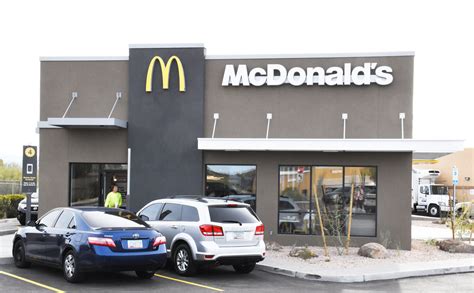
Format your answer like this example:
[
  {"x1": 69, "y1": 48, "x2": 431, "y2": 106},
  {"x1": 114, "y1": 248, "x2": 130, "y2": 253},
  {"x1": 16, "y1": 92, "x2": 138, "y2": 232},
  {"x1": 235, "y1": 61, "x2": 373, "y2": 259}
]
[
  {"x1": 44, "y1": 117, "x2": 127, "y2": 129},
  {"x1": 197, "y1": 138, "x2": 464, "y2": 154}
]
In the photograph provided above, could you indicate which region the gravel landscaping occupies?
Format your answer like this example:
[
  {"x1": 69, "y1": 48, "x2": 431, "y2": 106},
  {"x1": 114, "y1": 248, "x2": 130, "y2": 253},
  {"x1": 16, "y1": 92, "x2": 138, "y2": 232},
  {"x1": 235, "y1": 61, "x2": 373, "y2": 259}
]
[{"x1": 263, "y1": 240, "x2": 474, "y2": 271}]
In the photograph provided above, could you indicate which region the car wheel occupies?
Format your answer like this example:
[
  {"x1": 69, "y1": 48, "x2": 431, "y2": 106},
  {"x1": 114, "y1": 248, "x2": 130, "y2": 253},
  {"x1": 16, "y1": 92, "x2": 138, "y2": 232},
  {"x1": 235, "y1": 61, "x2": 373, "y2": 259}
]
[
  {"x1": 135, "y1": 270, "x2": 156, "y2": 279},
  {"x1": 173, "y1": 244, "x2": 197, "y2": 276},
  {"x1": 13, "y1": 240, "x2": 31, "y2": 268},
  {"x1": 428, "y1": 204, "x2": 440, "y2": 217},
  {"x1": 63, "y1": 251, "x2": 85, "y2": 283},
  {"x1": 233, "y1": 262, "x2": 256, "y2": 274}
]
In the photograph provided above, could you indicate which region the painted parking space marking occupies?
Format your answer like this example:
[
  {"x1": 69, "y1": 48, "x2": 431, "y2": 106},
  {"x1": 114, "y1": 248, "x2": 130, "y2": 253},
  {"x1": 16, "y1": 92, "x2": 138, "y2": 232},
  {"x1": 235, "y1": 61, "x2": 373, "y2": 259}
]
[
  {"x1": 154, "y1": 273, "x2": 224, "y2": 292},
  {"x1": 0, "y1": 270, "x2": 65, "y2": 293}
]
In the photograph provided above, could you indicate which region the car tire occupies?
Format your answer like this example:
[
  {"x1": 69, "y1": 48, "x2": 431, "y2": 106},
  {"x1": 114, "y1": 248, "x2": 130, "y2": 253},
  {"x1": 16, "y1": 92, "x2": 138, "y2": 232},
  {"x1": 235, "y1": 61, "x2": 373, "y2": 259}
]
[
  {"x1": 233, "y1": 262, "x2": 256, "y2": 274},
  {"x1": 63, "y1": 251, "x2": 85, "y2": 283},
  {"x1": 13, "y1": 240, "x2": 31, "y2": 268},
  {"x1": 173, "y1": 244, "x2": 197, "y2": 276},
  {"x1": 428, "y1": 204, "x2": 440, "y2": 217},
  {"x1": 135, "y1": 270, "x2": 156, "y2": 279}
]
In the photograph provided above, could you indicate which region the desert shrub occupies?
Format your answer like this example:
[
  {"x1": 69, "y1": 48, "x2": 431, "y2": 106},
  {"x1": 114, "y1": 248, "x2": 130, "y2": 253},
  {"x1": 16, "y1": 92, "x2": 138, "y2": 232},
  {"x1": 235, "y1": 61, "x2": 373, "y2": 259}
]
[{"x1": 0, "y1": 194, "x2": 25, "y2": 218}]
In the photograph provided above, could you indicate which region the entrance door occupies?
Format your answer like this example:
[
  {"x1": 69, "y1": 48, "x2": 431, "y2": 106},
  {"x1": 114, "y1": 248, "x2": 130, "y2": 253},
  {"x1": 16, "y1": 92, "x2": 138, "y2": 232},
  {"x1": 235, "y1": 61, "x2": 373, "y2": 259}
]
[{"x1": 101, "y1": 171, "x2": 127, "y2": 208}]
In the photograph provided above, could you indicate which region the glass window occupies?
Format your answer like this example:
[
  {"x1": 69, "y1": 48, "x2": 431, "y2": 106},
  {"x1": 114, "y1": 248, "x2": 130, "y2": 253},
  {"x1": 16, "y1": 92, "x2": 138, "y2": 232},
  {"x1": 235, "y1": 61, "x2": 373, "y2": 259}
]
[
  {"x1": 181, "y1": 205, "x2": 200, "y2": 222},
  {"x1": 70, "y1": 164, "x2": 100, "y2": 206},
  {"x1": 55, "y1": 210, "x2": 75, "y2": 229},
  {"x1": 139, "y1": 203, "x2": 163, "y2": 221},
  {"x1": 159, "y1": 203, "x2": 182, "y2": 221},
  {"x1": 83, "y1": 210, "x2": 149, "y2": 228},
  {"x1": 278, "y1": 165, "x2": 377, "y2": 237},
  {"x1": 38, "y1": 209, "x2": 62, "y2": 228},
  {"x1": 313, "y1": 166, "x2": 345, "y2": 236},
  {"x1": 279, "y1": 166, "x2": 311, "y2": 234},
  {"x1": 208, "y1": 206, "x2": 259, "y2": 223},
  {"x1": 205, "y1": 165, "x2": 257, "y2": 211},
  {"x1": 70, "y1": 163, "x2": 127, "y2": 207},
  {"x1": 344, "y1": 167, "x2": 377, "y2": 236}
]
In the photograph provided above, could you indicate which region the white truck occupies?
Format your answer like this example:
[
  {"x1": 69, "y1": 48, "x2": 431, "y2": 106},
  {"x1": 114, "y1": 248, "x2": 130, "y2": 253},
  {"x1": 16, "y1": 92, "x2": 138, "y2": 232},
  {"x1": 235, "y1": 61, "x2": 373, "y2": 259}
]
[{"x1": 412, "y1": 169, "x2": 450, "y2": 217}]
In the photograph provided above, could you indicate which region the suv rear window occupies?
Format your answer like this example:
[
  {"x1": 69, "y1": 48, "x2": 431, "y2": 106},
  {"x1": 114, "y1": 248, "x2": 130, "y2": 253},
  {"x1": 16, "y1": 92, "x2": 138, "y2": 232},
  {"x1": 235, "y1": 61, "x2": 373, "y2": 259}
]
[
  {"x1": 209, "y1": 205, "x2": 259, "y2": 224},
  {"x1": 83, "y1": 210, "x2": 149, "y2": 229}
]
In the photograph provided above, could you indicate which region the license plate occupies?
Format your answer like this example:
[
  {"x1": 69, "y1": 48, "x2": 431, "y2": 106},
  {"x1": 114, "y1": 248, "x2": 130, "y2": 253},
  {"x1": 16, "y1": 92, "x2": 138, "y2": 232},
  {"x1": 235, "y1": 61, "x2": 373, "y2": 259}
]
[
  {"x1": 127, "y1": 240, "x2": 143, "y2": 249},
  {"x1": 227, "y1": 232, "x2": 245, "y2": 241}
]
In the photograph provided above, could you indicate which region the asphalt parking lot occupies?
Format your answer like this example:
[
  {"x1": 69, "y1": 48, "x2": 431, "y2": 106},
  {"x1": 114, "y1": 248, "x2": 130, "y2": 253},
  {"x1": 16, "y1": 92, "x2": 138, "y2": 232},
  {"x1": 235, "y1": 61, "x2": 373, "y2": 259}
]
[{"x1": 0, "y1": 261, "x2": 473, "y2": 293}]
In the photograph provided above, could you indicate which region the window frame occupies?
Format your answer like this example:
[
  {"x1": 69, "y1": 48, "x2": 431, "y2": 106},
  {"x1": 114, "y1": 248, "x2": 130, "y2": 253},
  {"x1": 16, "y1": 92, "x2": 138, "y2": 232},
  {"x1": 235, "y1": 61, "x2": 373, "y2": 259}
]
[
  {"x1": 204, "y1": 164, "x2": 258, "y2": 211},
  {"x1": 277, "y1": 164, "x2": 378, "y2": 238}
]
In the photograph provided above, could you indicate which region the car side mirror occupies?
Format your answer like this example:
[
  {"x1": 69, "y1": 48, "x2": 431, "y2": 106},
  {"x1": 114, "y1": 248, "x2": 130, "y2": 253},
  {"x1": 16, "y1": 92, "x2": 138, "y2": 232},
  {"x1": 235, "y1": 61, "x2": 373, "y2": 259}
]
[{"x1": 139, "y1": 214, "x2": 149, "y2": 221}]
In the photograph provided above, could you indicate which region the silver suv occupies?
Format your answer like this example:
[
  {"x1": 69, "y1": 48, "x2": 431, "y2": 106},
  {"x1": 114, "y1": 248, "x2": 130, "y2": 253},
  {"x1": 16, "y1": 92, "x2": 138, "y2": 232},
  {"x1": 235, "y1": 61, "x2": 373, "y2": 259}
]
[{"x1": 137, "y1": 197, "x2": 265, "y2": 276}]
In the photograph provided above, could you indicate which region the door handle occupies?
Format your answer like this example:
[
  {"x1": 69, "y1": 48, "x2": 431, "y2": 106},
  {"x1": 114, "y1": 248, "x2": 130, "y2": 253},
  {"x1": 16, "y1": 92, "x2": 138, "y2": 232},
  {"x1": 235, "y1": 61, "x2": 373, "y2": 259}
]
[{"x1": 171, "y1": 225, "x2": 178, "y2": 229}]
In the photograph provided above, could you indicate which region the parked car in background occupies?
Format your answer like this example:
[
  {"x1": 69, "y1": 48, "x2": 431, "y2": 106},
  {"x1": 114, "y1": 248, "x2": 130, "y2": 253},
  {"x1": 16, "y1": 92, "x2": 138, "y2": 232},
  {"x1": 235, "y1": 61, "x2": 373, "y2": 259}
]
[
  {"x1": 455, "y1": 201, "x2": 474, "y2": 219},
  {"x1": 17, "y1": 192, "x2": 39, "y2": 225},
  {"x1": 220, "y1": 194, "x2": 256, "y2": 212},
  {"x1": 278, "y1": 197, "x2": 305, "y2": 234},
  {"x1": 137, "y1": 197, "x2": 265, "y2": 276},
  {"x1": 12, "y1": 207, "x2": 167, "y2": 282}
]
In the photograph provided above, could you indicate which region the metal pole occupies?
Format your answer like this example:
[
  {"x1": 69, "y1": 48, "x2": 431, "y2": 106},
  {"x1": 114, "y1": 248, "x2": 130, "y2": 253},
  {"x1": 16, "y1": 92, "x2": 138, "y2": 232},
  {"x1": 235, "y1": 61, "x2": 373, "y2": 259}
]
[
  {"x1": 126, "y1": 148, "x2": 131, "y2": 210},
  {"x1": 62, "y1": 92, "x2": 78, "y2": 118},
  {"x1": 108, "y1": 92, "x2": 122, "y2": 118},
  {"x1": 26, "y1": 192, "x2": 31, "y2": 225},
  {"x1": 212, "y1": 113, "x2": 219, "y2": 139}
]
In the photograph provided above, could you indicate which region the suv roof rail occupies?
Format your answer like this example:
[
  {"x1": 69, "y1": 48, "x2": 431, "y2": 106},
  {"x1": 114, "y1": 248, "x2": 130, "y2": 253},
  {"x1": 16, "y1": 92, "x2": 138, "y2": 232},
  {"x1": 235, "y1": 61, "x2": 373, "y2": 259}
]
[{"x1": 166, "y1": 195, "x2": 209, "y2": 203}]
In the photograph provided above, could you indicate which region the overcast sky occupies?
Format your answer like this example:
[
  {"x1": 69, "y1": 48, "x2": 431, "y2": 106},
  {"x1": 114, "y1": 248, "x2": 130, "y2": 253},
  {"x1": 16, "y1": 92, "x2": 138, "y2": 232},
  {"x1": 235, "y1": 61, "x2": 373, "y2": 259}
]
[{"x1": 1, "y1": 0, "x2": 473, "y2": 164}]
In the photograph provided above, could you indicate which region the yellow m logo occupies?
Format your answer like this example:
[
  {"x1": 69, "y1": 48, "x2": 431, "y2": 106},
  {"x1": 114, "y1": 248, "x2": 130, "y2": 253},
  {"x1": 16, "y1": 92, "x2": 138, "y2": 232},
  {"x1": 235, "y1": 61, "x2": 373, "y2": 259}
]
[{"x1": 145, "y1": 55, "x2": 186, "y2": 93}]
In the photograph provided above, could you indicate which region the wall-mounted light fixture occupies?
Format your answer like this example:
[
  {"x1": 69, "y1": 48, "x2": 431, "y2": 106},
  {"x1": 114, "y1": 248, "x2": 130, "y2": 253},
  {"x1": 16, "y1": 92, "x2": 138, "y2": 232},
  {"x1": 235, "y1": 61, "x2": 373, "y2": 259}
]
[
  {"x1": 266, "y1": 113, "x2": 273, "y2": 139},
  {"x1": 399, "y1": 112, "x2": 406, "y2": 139},
  {"x1": 212, "y1": 113, "x2": 219, "y2": 139},
  {"x1": 342, "y1": 113, "x2": 348, "y2": 139}
]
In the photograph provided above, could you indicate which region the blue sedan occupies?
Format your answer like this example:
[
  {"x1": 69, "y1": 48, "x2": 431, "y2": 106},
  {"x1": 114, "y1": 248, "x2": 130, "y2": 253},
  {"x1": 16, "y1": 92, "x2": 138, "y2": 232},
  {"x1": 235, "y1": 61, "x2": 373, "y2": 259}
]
[{"x1": 12, "y1": 207, "x2": 167, "y2": 282}]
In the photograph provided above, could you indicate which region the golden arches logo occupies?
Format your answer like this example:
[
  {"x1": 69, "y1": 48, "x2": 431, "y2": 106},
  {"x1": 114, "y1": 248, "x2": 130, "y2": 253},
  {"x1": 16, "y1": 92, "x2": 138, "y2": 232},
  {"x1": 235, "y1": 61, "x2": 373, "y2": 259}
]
[{"x1": 145, "y1": 55, "x2": 186, "y2": 93}]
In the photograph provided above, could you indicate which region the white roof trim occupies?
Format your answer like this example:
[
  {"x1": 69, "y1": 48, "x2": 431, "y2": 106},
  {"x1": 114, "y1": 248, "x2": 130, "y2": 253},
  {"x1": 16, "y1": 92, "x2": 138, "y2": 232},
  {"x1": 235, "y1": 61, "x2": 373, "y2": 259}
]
[
  {"x1": 197, "y1": 138, "x2": 463, "y2": 153},
  {"x1": 46, "y1": 118, "x2": 127, "y2": 129},
  {"x1": 206, "y1": 51, "x2": 415, "y2": 60},
  {"x1": 40, "y1": 56, "x2": 129, "y2": 61},
  {"x1": 129, "y1": 43, "x2": 205, "y2": 49}
]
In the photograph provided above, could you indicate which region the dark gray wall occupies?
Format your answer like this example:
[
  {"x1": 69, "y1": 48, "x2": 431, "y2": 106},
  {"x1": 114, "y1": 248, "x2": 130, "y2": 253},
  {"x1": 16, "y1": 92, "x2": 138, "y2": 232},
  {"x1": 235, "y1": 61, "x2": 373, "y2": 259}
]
[
  {"x1": 204, "y1": 56, "x2": 413, "y2": 139},
  {"x1": 128, "y1": 48, "x2": 205, "y2": 211},
  {"x1": 204, "y1": 151, "x2": 413, "y2": 250}
]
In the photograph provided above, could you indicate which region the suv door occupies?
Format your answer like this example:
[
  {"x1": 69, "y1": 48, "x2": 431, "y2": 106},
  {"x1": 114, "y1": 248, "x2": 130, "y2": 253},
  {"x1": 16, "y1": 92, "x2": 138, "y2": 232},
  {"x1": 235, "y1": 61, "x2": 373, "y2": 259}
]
[
  {"x1": 157, "y1": 203, "x2": 182, "y2": 251},
  {"x1": 138, "y1": 203, "x2": 163, "y2": 228}
]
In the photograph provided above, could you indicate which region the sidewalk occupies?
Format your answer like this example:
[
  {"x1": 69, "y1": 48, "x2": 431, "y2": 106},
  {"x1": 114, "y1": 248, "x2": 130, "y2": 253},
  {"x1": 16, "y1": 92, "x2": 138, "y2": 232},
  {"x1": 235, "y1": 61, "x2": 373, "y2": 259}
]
[
  {"x1": 0, "y1": 218, "x2": 20, "y2": 236},
  {"x1": 257, "y1": 257, "x2": 474, "y2": 283}
]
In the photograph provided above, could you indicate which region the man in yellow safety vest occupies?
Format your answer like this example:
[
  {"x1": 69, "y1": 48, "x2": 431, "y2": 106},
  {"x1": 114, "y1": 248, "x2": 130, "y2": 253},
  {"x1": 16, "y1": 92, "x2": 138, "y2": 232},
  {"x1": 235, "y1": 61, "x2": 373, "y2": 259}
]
[{"x1": 105, "y1": 185, "x2": 122, "y2": 208}]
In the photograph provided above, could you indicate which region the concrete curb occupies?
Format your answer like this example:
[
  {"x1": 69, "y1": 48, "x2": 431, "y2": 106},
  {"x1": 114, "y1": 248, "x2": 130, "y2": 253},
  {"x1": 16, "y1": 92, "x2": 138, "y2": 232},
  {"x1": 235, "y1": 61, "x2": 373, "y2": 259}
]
[
  {"x1": 256, "y1": 258, "x2": 474, "y2": 283},
  {"x1": 0, "y1": 257, "x2": 13, "y2": 265},
  {"x1": 0, "y1": 229, "x2": 17, "y2": 236}
]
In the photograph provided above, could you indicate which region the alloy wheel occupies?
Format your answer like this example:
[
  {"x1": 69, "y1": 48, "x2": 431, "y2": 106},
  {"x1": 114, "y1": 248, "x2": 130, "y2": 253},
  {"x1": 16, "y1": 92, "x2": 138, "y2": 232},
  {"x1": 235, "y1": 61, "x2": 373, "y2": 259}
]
[
  {"x1": 64, "y1": 254, "x2": 75, "y2": 278},
  {"x1": 176, "y1": 249, "x2": 189, "y2": 272}
]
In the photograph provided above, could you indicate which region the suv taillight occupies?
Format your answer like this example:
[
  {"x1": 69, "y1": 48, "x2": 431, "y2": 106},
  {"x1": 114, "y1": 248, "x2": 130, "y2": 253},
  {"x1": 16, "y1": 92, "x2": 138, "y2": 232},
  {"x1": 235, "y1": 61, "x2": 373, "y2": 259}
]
[
  {"x1": 88, "y1": 237, "x2": 116, "y2": 248},
  {"x1": 200, "y1": 224, "x2": 224, "y2": 236},
  {"x1": 153, "y1": 236, "x2": 166, "y2": 247},
  {"x1": 255, "y1": 224, "x2": 264, "y2": 235}
]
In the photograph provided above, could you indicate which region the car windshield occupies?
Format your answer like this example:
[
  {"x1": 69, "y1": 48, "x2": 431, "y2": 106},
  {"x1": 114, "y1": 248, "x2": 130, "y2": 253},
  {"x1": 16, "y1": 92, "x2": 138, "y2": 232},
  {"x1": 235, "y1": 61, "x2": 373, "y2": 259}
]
[
  {"x1": 82, "y1": 210, "x2": 149, "y2": 229},
  {"x1": 431, "y1": 186, "x2": 448, "y2": 195},
  {"x1": 209, "y1": 205, "x2": 259, "y2": 224}
]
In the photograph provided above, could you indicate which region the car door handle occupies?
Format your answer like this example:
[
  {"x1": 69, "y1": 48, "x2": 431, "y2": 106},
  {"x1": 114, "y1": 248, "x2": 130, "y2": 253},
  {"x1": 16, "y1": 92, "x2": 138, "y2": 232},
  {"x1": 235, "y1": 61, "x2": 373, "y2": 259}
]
[{"x1": 171, "y1": 225, "x2": 178, "y2": 229}]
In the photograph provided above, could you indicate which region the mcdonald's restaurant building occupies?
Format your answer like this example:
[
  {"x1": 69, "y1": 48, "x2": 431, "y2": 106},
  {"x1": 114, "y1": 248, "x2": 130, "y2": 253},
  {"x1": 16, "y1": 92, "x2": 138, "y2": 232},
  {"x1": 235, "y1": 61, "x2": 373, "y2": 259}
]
[{"x1": 37, "y1": 44, "x2": 463, "y2": 250}]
